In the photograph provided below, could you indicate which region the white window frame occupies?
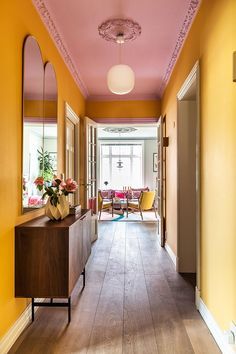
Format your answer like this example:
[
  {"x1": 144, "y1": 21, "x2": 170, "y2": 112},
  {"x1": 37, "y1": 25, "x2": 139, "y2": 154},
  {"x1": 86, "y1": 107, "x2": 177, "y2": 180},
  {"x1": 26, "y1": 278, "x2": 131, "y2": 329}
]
[{"x1": 98, "y1": 140, "x2": 144, "y2": 189}]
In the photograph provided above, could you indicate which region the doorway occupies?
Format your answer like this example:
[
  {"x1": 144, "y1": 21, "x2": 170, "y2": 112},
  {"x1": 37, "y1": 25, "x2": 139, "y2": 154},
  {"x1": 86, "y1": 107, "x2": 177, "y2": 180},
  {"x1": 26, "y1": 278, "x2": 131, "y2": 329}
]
[
  {"x1": 177, "y1": 62, "x2": 200, "y2": 301},
  {"x1": 96, "y1": 124, "x2": 159, "y2": 222}
]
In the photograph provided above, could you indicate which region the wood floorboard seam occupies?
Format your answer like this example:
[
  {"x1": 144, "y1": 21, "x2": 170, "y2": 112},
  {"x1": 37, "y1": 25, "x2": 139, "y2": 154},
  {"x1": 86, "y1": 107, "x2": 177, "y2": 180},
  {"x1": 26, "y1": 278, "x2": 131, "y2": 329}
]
[
  {"x1": 137, "y1": 231, "x2": 160, "y2": 354},
  {"x1": 121, "y1": 223, "x2": 127, "y2": 354},
  {"x1": 86, "y1": 222, "x2": 118, "y2": 354}
]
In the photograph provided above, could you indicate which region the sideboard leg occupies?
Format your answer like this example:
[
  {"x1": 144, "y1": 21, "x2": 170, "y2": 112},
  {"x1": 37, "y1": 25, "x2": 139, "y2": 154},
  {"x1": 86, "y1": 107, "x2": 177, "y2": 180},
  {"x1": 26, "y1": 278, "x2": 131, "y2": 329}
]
[
  {"x1": 82, "y1": 268, "x2": 85, "y2": 289},
  {"x1": 68, "y1": 297, "x2": 71, "y2": 323},
  {"x1": 32, "y1": 298, "x2": 35, "y2": 322}
]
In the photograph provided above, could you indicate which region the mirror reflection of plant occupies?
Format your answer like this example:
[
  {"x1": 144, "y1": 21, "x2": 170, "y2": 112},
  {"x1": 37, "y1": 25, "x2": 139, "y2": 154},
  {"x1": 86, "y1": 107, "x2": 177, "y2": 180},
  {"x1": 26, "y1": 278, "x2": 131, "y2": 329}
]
[{"x1": 37, "y1": 147, "x2": 54, "y2": 181}]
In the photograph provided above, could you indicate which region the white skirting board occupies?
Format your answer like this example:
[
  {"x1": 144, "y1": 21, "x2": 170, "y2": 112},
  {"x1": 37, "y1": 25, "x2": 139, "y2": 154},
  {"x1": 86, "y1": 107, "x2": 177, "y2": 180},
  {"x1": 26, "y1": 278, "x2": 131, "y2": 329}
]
[
  {"x1": 156, "y1": 232, "x2": 161, "y2": 246},
  {"x1": 165, "y1": 242, "x2": 177, "y2": 269},
  {"x1": 0, "y1": 298, "x2": 44, "y2": 354},
  {"x1": 197, "y1": 295, "x2": 236, "y2": 354}
]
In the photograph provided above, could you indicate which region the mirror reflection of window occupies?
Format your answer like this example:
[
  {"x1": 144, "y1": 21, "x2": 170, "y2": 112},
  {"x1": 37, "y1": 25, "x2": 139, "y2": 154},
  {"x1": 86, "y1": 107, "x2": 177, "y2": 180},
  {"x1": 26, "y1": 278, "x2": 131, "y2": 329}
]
[{"x1": 44, "y1": 62, "x2": 58, "y2": 181}]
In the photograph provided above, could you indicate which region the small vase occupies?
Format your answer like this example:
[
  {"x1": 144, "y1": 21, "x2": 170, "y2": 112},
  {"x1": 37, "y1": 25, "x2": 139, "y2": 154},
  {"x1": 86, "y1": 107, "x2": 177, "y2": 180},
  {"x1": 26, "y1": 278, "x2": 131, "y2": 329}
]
[{"x1": 45, "y1": 195, "x2": 69, "y2": 220}]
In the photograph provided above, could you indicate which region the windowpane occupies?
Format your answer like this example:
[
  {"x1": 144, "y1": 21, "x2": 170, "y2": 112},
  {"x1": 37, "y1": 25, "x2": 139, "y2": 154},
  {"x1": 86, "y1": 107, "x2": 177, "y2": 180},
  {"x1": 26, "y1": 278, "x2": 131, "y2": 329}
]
[
  {"x1": 111, "y1": 157, "x2": 131, "y2": 190},
  {"x1": 132, "y1": 157, "x2": 142, "y2": 187},
  {"x1": 100, "y1": 143, "x2": 143, "y2": 189},
  {"x1": 111, "y1": 145, "x2": 119, "y2": 155},
  {"x1": 101, "y1": 145, "x2": 109, "y2": 155},
  {"x1": 133, "y1": 145, "x2": 142, "y2": 157},
  {"x1": 120, "y1": 145, "x2": 131, "y2": 155},
  {"x1": 101, "y1": 157, "x2": 110, "y2": 184}
]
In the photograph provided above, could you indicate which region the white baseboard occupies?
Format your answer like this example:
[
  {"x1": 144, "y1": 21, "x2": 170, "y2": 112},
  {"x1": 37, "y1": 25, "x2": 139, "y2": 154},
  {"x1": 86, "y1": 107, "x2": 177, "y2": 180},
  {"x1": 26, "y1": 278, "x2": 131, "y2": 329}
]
[
  {"x1": 165, "y1": 242, "x2": 177, "y2": 269},
  {"x1": 0, "y1": 298, "x2": 44, "y2": 354},
  {"x1": 198, "y1": 297, "x2": 236, "y2": 354},
  {"x1": 157, "y1": 232, "x2": 161, "y2": 245},
  {"x1": 195, "y1": 286, "x2": 201, "y2": 309}
]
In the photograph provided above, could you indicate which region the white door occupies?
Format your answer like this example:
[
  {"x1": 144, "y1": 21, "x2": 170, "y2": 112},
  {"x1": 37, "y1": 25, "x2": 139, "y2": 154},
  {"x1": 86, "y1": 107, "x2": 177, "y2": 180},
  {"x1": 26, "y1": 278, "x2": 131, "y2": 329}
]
[
  {"x1": 156, "y1": 116, "x2": 167, "y2": 247},
  {"x1": 85, "y1": 117, "x2": 97, "y2": 213}
]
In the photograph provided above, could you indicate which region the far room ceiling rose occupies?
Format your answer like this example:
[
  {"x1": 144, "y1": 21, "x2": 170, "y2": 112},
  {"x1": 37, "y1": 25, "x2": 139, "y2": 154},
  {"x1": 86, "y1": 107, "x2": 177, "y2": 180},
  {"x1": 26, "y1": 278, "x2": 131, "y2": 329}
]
[{"x1": 98, "y1": 18, "x2": 141, "y2": 95}]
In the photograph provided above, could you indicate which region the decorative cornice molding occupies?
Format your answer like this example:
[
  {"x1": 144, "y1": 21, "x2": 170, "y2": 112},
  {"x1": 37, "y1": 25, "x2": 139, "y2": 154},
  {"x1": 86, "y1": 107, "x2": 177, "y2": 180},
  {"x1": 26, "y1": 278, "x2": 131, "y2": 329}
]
[
  {"x1": 159, "y1": 0, "x2": 201, "y2": 97},
  {"x1": 32, "y1": 0, "x2": 89, "y2": 98}
]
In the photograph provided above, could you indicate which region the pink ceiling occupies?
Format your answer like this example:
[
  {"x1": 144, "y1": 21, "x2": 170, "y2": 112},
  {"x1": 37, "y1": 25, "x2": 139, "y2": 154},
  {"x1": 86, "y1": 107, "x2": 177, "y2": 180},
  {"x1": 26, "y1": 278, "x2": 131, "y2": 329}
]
[{"x1": 33, "y1": 0, "x2": 200, "y2": 100}]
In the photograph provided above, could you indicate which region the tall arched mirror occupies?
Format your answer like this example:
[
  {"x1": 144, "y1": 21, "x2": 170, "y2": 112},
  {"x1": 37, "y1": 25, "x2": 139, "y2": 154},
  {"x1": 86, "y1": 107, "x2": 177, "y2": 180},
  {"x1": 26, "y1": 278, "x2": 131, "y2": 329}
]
[
  {"x1": 22, "y1": 36, "x2": 44, "y2": 212},
  {"x1": 22, "y1": 36, "x2": 58, "y2": 213},
  {"x1": 43, "y1": 62, "x2": 58, "y2": 182}
]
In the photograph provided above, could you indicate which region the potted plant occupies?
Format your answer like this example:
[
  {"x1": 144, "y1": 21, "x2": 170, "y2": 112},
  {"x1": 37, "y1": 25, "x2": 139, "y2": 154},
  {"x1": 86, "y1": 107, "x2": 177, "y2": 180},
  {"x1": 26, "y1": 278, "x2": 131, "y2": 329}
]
[{"x1": 37, "y1": 147, "x2": 54, "y2": 181}]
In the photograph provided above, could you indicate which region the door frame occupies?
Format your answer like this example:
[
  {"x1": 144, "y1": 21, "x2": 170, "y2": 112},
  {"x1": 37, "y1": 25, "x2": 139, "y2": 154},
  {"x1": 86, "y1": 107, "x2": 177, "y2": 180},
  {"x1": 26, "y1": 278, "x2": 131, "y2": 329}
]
[
  {"x1": 84, "y1": 116, "x2": 98, "y2": 212},
  {"x1": 177, "y1": 61, "x2": 200, "y2": 306},
  {"x1": 65, "y1": 102, "x2": 80, "y2": 204}
]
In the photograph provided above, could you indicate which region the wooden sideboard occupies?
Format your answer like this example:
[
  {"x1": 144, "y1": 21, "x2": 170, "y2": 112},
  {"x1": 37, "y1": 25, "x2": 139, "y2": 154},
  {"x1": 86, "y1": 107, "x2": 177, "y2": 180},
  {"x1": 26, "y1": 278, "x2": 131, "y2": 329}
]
[{"x1": 15, "y1": 209, "x2": 92, "y2": 322}]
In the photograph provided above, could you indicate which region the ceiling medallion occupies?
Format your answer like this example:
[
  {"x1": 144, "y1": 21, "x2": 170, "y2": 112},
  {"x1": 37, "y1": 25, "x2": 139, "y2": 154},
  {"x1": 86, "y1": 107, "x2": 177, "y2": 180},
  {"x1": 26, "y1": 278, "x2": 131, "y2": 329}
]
[
  {"x1": 103, "y1": 127, "x2": 137, "y2": 134},
  {"x1": 98, "y1": 18, "x2": 141, "y2": 43}
]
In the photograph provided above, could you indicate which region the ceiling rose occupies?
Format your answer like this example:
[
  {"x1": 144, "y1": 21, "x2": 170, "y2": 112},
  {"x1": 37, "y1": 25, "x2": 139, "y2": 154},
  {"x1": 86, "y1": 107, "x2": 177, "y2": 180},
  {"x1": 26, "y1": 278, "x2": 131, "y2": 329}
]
[
  {"x1": 98, "y1": 18, "x2": 141, "y2": 43},
  {"x1": 103, "y1": 127, "x2": 137, "y2": 134}
]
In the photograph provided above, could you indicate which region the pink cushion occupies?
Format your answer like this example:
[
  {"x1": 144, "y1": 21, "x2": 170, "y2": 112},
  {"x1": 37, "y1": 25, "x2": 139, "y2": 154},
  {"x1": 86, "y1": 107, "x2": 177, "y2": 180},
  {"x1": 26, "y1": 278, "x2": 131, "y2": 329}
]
[
  {"x1": 131, "y1": 187, "x2": 149, "y2": 199},
  {"x1": 115, "y1": 191, "x2": 126, "y2": 198},
  {"x1": 100, "y1": 189, "x2": 114, "y2": 199}
]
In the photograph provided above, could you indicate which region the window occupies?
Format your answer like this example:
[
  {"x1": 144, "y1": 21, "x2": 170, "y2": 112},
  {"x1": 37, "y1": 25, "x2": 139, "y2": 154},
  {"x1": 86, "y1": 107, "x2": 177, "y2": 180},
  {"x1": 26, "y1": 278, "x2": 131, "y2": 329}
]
[{"x1": 100, "y1": 142, "x2": 143, "y2": 189}]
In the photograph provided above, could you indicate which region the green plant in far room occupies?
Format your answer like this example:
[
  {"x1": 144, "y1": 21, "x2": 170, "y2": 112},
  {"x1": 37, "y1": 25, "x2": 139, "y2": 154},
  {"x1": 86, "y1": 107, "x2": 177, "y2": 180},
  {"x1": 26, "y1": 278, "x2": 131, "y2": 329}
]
[{"x1": 37, "y1": 147, "x2": 54, "y2": 181}]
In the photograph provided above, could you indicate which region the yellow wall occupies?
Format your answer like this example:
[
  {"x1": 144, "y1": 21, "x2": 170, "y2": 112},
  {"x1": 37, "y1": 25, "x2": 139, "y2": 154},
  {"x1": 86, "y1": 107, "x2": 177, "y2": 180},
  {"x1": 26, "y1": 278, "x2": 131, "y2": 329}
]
[
  {"x1": 162, "y1": 0, "x2": 236, "y2": 329},
  {"x1": 86, "y1": 99, "x2": 160, "y2": 119},
  {"x1": 25, "y1": 100, "x2": 57, "y2": 118},
  {"x1": 0, "y1": 0, "x2": 85, "y2": 338}
]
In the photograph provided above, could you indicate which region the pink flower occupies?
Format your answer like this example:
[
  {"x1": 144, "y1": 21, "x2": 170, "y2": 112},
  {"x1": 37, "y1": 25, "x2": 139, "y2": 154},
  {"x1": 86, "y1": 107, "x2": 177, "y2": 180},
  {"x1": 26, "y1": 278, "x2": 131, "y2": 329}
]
[
  {"x1": 34, "y1": 176, "x2": 44, "y2": 186},
  {"x1": 60, "y1": 181, "x2": 66, "y2": 189},
  {"x1": 65, "y1": 178, "x2": 78, "y2": 192}
]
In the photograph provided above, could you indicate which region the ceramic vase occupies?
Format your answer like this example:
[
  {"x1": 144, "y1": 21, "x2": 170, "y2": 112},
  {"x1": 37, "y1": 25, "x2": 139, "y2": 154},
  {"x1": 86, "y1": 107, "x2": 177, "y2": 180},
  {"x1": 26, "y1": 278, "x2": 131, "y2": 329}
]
[{"x1": 45, "y1": 195, "x2": 69, "y2": 220}]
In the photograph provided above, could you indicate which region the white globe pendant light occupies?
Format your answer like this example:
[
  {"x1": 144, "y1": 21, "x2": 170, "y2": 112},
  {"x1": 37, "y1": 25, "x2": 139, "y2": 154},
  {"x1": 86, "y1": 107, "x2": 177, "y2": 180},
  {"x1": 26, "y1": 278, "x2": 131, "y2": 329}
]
[
  {"x1": 98, "y1": 18, "x2": 141, "y2": 96},
  {"x1": 107, "y1": 64, "x2": 135, "y2": 95}
]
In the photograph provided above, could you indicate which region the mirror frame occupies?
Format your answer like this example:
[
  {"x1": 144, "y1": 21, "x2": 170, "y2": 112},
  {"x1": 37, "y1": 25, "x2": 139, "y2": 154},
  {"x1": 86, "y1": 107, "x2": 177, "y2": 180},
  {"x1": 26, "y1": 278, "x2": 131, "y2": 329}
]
[{"x1": 21, "y1": 35, "x2": 58, "y2": 214}]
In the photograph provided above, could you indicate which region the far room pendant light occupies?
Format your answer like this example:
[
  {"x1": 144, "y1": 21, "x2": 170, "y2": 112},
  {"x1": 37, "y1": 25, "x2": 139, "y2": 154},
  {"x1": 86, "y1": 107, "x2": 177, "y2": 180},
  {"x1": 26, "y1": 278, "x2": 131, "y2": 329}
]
[
  {"x1": 98, "y1": 19, "x2": 141, "y2": 95},
  {"x1": 117, "y1": 133, "x2": 123, "y2": 169}
]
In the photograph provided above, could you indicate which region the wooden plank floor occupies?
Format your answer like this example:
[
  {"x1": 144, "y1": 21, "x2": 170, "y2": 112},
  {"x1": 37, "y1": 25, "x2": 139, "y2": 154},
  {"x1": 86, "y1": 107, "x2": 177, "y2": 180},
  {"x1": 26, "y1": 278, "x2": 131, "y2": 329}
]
[{"x1": 9, "y1": 222, "x2": 220, "y2": 354}]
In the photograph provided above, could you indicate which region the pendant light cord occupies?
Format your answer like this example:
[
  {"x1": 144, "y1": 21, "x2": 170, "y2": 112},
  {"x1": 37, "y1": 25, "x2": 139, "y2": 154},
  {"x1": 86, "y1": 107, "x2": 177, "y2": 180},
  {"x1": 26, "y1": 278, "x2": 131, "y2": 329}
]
[{"x1": 119, "y1": 42, "x2": 122, "y2": 64}]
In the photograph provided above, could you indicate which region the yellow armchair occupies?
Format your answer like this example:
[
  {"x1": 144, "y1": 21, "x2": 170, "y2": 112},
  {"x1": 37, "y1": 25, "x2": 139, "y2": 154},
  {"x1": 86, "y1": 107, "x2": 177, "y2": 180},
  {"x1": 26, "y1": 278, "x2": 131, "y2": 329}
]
[
  {"x1": 98, "y1": 190, "x2": 113, "y2": 220},
  {"x1": 127, "y1": 191, "x2": 157, "y2": 220}
]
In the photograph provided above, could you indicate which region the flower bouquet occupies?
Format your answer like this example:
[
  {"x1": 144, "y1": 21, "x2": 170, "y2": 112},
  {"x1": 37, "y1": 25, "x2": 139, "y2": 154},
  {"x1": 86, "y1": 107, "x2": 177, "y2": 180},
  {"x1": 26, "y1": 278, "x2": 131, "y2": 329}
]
[{"x1": 34, "y1": 177, "x2": 78, "y2": 220}]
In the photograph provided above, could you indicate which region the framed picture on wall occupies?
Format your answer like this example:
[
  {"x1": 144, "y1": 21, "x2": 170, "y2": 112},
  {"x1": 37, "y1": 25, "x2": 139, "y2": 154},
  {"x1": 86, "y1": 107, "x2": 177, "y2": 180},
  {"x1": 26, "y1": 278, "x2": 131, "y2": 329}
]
[{"x1": 153, "y1": 152, "x2": 158, "y2": 172}]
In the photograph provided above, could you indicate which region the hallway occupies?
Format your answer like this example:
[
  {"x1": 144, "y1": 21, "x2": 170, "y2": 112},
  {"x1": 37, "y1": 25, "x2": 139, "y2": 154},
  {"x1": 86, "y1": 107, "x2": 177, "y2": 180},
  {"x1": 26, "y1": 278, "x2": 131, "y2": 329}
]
[{"x1": 10, "y1": 222, "x2": 220, "y2": 354}]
